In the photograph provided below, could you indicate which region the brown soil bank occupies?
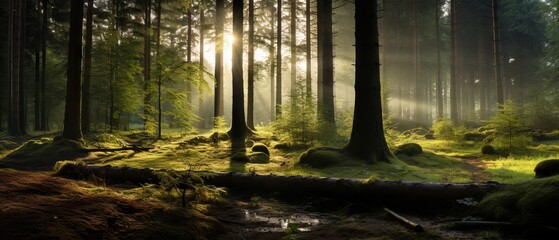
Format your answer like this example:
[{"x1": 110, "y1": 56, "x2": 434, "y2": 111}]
[{"x1": 0, "y1": 169, "x2": 220, "y2": 240}]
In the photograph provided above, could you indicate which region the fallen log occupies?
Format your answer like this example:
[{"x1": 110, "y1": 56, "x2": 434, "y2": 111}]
[
  {"x1": 384, "y1": 208, "x2": 424, "y2": 232},
  {"x1": 56, "y1": 163, "x2": 505, "y2": 206},
  {"x1": 83, "y1": 146, "x2": 153, "y2": 153}
]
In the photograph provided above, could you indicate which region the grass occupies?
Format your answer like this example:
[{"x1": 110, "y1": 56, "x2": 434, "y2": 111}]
[{"x1": 3, "y1": 127, "x2": 559, "y2": 184}]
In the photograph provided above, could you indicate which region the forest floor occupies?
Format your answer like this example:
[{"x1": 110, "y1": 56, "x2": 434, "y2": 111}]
[{"x1": 1, "y1": 130, "x2": 557, "y2": 239}]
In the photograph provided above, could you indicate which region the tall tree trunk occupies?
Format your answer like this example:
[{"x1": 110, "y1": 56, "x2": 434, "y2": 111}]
[
  {"x1": 156, "y1": 0, "x2": 162, "y2": 139},
  {"x1": 492, "y1": 0, "x2": 504, "y2": 107},
  {"x1": 449, "y1": 0, "x2": 458, "y2": 123},
  {"x1": 62, "y1": 0, "x2": 84, "y2": 140},
  {"x1": 214, "y1": 0, "x2": 225, "y2": 125},
  {"x1": 82, "y1": 0, "x2": 93, "y2": 134},
  {"x1": 18, "y1": 0, "x2": 27, "y2": 135},
  {"x1": 396, "y1": 0, "x2": 402, "y2": 119},
  {"x1": 186, "y1": 6, "x2": 193, "y2": 112},
  {"x1": 305, "y1": 0, "x2": 311, "y2": 102},
  {"x1": 381, "y1": 0, "x2": 388, "y2": 116},
  {"x1": 290, "y1": 0, "x2": 297, "y2": 101},
  {"x1": 34, "y1": 0, "x2": 41, "y2": 131},
  {"x1": 247, "y1": 0, "x2": 256, "y2": 130},
  {"x1": 413, "y1": 0, "x2": 422, "y2": 123},
  {"x1": 270, "y1": 4, "x2": 276, "y2": 121},
  {"x1": 41, "y1": 0, "x2": 48, "y2": 130},
  {"x1": 8, "y1": 0, "x2": 22, "y2": 136},
  {"x1": 343, "y1": 0, "x2": 392, "y2": 163},
  {"x1": 198, "y1": 3, "x2": 206, "y2": 129},
  {"x1": 228, "y1": 0, "x2": 251, "y2": 140},
  {"x1": 317, "y1": 0, "x2": 335, "y2": 131},
  {"x1": 276, "y1": 0, "x2": 283, "y2": 116},
  {"x1": 435, "y1": 0, "x2": 443, "y2": 118},
  {"x1": 143, "y1": 0, "x2": 152, "y2": 131}
]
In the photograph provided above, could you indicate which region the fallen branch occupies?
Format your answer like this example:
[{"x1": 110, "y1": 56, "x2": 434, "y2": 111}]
[
  {"x1": 83, "y1": 146, "x2": 153, "y2": 153},
  {"x1": 384, "y1": 208, "x2": 424, "y2": 232},
  {"x1": 56, "y1": 163, "x2": 505, "y2": 207},
  {"x1": 449, "y1": 221, "x2": 514, "y2": 230}
]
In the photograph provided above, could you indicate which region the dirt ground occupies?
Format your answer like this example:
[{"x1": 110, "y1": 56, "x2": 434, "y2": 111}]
[{"x1": 0, "y1": 169, "x2": 220, "y2": 240}]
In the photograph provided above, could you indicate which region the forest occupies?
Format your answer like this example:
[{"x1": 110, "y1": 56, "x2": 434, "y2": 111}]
[{"x1": 1, "y1": 0, "x2": 559, "y2": 239}]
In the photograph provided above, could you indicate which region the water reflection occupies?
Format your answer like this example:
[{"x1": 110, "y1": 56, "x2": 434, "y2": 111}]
[{"x1": 243, "y1": 209, "x2": 322, "y2": 232}]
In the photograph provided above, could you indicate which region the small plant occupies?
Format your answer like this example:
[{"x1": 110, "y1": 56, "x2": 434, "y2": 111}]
[
  {"x1": 485, "y1": 100, "x2": 531, "y2": 154},
  {"x1": 432, "y1": 117, "x2": 465, "y2": 142}
]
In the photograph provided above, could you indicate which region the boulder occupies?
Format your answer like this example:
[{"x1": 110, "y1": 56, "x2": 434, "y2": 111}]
[
  {"x1": 534, "y1": 159, "x2": 559, "y2": 178},
  {"x1": 394, "y1": 143, "x2": 423, "y2": 156},
  {"x1": 251, "y1": 143, "x2": 270, "y2": 156},
  {"x1": 481, "y1": 145, "x2": 496, "y2": 155}
]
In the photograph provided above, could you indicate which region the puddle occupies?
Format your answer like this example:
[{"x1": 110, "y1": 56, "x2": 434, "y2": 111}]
[{"x1": 243, "y1": 209, "x2": 325, "y2": 233}]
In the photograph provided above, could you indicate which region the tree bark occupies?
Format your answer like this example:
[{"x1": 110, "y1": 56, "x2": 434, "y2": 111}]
[
  {"x1": 317, "y1": 0, "x2": 335, "y2": 132},
  {"x1": 34, "y1": 0, "x2": 41, "y2": 131},
  {"x1": 228, "y1": 0, "x2": 251, "y2": 140},
  {"x1": 290, "y1": 0, "x2": 297, "y2": 101},
  {"x1": 276, "y1": 0, "x2": 283, "y2": 116},
  {"x1": 8, "y1": 0, "x2": 22, "y2": 137},
  {"x1": 82, "y1": 0, "x2": 93, "y2": 134},
  {"x1": 270, "y1": 4, "x2": 276, "y2": 121},
  {"x1": 492, "y1": 0, "x2": 504, "y2": 107},
  {"x1": 343, "y1": 0, "x2": 392, "y2": 163},
  {"x1": 214, "y1": 0, "x2": 225, "y2": 125},
  {"x1": 199, "y1": 3, "x2": 206, "y2": 129},
  {"x1": 186, "y1": 6, "x2": 193, "y2": 112},
  {"x1": 450, "y1": 0, "x2": 458, "y2": 123},
  {"x1": 247, "y1": 0, "x2": 256, "y2": 130},
  {"x1": 62, "y1": 0, "x2": 84, "y2": 140},
  {"x1": 305, "y1": 0, "x2": 312, "y2": 103},
  {"x1": 156, "y1": 0, "x2": 162, "y2": 139},
  {"x1": 41, "y1": 0, "x2": 48, "y2": 131},
  {"x1": 143, "y1": 0, "x2": 152, "y2": 131},
  {"x1": 396, "y1": 0, "x2": 402, "y2": 119},
  {"x1": 413, "y1": 0, "x2": 422, "y2": 123},
  {"x1": 435, "y1": 0, "x2": 443, "y2": 118},
  {"x1": 57, "y1": 163, "x2": 505, "y2": 207}
]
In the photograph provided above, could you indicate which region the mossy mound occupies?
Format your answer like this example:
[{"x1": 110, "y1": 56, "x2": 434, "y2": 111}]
[
  {"x1": 476, "y1": 175, "x2": 559, "y2": 228},
  {"x1": 394, "y1": 143, "x2": 423, "y2": 156},
  {"x1": 464, "y1": 132, "x2": 486, "y2": 142},
  {"x1": 298, "y1": 147, "x2": 345, "y2": 168},
  {"x1": 251, "y1": 143, "x2": 270, "y2": 156},
  {"x1": 534, "y1": 159, "x2": 559, "y2": 178},
  {"x1": 247, "y1": 152, "x2": 270, "y2": 164},
  {"x1": 245, "y1": 140, "x2": 255, "y2": 148},
  {"x1": 231, "y1": 152, "x2": 250, "y2": 163},
  {"x1": 481, "y1": 145, "x2": 497, "y2": 155},
  {"x1": 0, "y1": 139, "x2": 88, "y2": 171},
  {"x1": 0, "y1": 140, "x2": 19, "y2": 151},
  {"x1": 186, "y1": 136, "x2": 211, "y2": 146}
]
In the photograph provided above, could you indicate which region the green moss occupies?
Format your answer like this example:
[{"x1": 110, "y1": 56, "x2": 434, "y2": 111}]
[
  {"x1": 534, "y1": 159, "x2": 559, "y2": 178},
  {"x1": 0, "y1": 139, "x2": 88, "y2": 171},
  {"x1": 476, "y1": 176, "x2": 559, "y2": 228},
  {"x1": 394, "y1": 143, "x2": 423, "y2": 156},
  {"x1": 481, "y1": 145, "x2": 496, "y2": 155},
  {"x1": 298, "y1": 148, "x2": 345, "y2": 168},
  {"x1": 0, "y1": 140, "x2": 18, "y2": 151},
  {"x1": 251, "y1": 143, "x2": 270, "y2": 156},
  {"x1": 247, "y1": 152, "x2": 270, "y2": 164},
  {"x1": 231, "y1": 152, "x2": 250, "y2": 163}
]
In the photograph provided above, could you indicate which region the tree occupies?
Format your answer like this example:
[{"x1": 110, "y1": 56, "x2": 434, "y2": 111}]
[
  {"x1": 435, "y1": 0, "x2": 443, "y2": 118},
  {"x1": 276, "y1": 0, "x2": 283, "y2": 116},
  {"x1": 143, "y1": 0, "x2": 153, "y2": 131},
  {"x1": 492, "y1": 0, "x2": 504, "y2": 107},
  {"x1": 305, "y1": 0, "x2": 311, "y2": 101},
  {"x1": 7, "y1": 0, "x2": 24, "y2": 136},
  {"x1": 198, "y1": 1, "x2": 206, "y2": 129},
  {"x1": 228, "y1": 0, "x2": 251, "y2": 140},
  {"x1": 247, "y1": 0, "x2": 256, "y2": 130},
  {"x1": 342, "y1": 0, "x2": 392, "y2": 163},
  {"x1": 290, "y1": 0, "x2": 297, "y2": 102},
  {"x1": 62, "y1": 0, "x2": 84, "y2": 140},
  {"x1": 450, "y1": 0, "x2": 458, "y2": 123},
  {"x1": 156, "y1": 0, "x2": 162, "y2": 139},
  {"x1": 317, "y1": 0, "x2": 335, "y2": 134},
  {"x1": 81, "y1": 0, "x2": 93, "y2": 134},
  {"x1": 214, "y1": 0, "x2": 225, "y2": 125}
]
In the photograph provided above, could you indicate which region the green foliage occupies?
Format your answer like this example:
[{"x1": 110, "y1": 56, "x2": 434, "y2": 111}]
[
  {"x1": 212, "y1": 116, "x2": 229, "y2": 131},
  {"x1": 432, "y1": 117, "x2": 465, "y2": 142},
  {"x1": 476, "y1": 175, "x2": 559, "y2": 228},
  {"x1": 485, "y1": 100, "x2": 532, "y2": 152},
  {"x1": 273, "y1": 81, "x2": 318, "y2": 147}
]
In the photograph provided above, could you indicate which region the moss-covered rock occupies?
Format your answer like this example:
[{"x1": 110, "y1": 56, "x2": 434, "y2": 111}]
[
  {"x1": 534, "y1": 159, "x2": 559, "y2": 178},
  {"x1": 0, "y1": 140, "x2": 19, "y2": 151},
  {"x1": 186, "y1": 136, "x2": 210, "y2": 146},
  {"x1": 251, "y1": 143, "x2": 270, "y2": 156},
  {"x1": 464, "y1": 132, "x2": 486, "y2": 142},
  {"x1": 481, "y1": 145, "x2": 496, "y2": 155},
  {"x1": 0, "y1": 139, "x2": 88, "y2": 171},
  {"x1": 247, "y1": 152, "x2": 270, "y2": 164},
  {"x1": 394, "y1": 143, "x2": 423, "y2": 156},
  {"x1": 424, "y1": 133, "x2": 435, "y2": 140},
  {"x1": 298, "y1": 147, "x2": 344, "y2": 168},
  {"x1": 245, "y1": 140, "x2": 255, "y2": 148},
  {"x1": 476, "y1": 175, "x2": 559, "y2": 228},
  {"x1": 231, "y1": 152, "x2": 250, "y2": 163}
]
